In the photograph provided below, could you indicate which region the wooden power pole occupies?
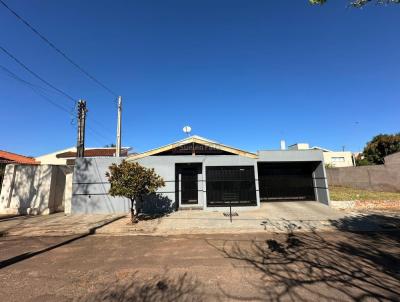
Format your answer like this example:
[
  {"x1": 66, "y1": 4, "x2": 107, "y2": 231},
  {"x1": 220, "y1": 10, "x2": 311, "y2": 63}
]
[
  {"x1": 116, "y1": 96, "x2": 122, "y2": 157},
  {"x1": 76, "y1": 99, "x2": 87, "y2": 158}
]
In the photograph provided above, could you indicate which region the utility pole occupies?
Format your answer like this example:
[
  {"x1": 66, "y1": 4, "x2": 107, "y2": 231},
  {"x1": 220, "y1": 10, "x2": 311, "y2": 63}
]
[
  {"x1": 76, "y1": 99, "x2": 87, "y2": 158},
  {"x1": 116, "y1": 96, "x2": 122, "y2": 157}
]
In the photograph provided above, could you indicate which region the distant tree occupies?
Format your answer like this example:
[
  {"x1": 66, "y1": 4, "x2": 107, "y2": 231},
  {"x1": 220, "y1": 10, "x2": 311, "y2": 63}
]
[
  {"x1": 355, "y1": 155, "x2": 372, "y2": 166},
  {"x1": 360, "y1": 133, "x2": 400, "y2": 165},
  {"x1": 104, "y1": 143, "x2": 116, "y2": 148},
  {"x1": 309, "y1": 0, "x2": 400, "y2": 7},
  {"x1": 106, "y1": 161, "x2": 165, "y2": 223}
]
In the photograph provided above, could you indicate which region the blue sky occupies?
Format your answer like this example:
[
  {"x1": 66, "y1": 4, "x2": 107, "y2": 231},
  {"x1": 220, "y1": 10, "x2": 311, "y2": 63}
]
[{"x1": 0, "y1": 0, "x2": 399, "y2": 156}]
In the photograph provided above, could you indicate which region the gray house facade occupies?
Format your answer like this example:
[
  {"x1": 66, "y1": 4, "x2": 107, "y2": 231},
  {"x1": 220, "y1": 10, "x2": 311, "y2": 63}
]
[{"x1": 71, "y1": 136, "x2": 329, "y2": 214}]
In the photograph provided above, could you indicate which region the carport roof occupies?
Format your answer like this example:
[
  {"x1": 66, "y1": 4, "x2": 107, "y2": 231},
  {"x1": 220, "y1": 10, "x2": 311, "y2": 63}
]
[{"x1": 127, "y1": 135, "x2": 258, "y2": 160}]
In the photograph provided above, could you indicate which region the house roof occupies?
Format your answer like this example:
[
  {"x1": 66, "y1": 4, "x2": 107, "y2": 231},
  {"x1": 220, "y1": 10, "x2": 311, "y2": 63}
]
[
  {"x1": 311, "y1": 146, "x2": 333, "y2": 152},
  {"x1": 0, "y1": 150, "x2": 39, "y2": 165},
  {"x1": 127, "y1": 135, "x2": 257, "y2": 160},
  {"x1": 56, "y1": 147, "x2": 131, "y2": 158}
]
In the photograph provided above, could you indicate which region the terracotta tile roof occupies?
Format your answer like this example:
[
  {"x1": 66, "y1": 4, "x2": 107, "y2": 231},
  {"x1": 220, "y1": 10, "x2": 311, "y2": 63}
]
[
  {"x1": 0, "y1": 150, "x2": 39, "y2": 165},
  {"x1": 56, "y1": 148, "x2": 130, "y2": 158}
]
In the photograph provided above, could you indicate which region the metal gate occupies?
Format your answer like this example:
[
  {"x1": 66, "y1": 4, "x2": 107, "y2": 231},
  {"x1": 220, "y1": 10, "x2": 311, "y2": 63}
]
[
  {"x1": 258, "y1": 162, "x2": 316, "y2": 201},
  {"x1": 206, "y1": 166, "x2": 257, "y2": 207}
]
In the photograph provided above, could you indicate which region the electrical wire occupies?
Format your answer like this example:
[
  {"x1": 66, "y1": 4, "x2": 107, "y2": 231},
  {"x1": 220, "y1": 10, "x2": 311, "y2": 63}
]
[
  {"x1": 0, "y1": 64, "x2": 73, "y2": 113},
  {"x1": 0, "y1": 45, "x2": 76, "y2": 102},
  {"x1": 0, "y1": 0, "x2": 118, "y2": 97},
  {"x1": 0, "y1": 48, "x2": 115, "y2": 138},
  {"x1": 0, "y1": 64, "x2": 114, "y2": 145}
]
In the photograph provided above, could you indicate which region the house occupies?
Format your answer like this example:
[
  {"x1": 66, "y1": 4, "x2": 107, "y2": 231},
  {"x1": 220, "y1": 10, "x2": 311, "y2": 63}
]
[
  {"x1": 0, "y1": 150, "x2": 39, "y2": 189},
  {"x1": 0, "y1": 150, "x2": 39, "y2": 165},
  {"x1": 36, "y1": 147, "x2": 132, "y2": 165},
  {"x1": 288, "y1": 143, "x2": 354, "y2": 168},
  {"x1": 70, "y1": 136, "x2": 329, "y2": 214}
]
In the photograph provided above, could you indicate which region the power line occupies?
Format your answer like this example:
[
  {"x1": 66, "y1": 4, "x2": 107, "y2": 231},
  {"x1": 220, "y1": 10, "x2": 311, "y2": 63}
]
[
  {"x1": 0, "y1": 64, "x2": 114, "y2": 145},
  {"x1": 0, "y1": 45, "x2": 76, "y2": 102},
  {"x1": 0, "y1": 46, "x2": 116, "y2": 134},
  {"x1": 0, "y1": 64, "x2": 73, "y2": 113},
  {"x1": 0, "y1": 49, "x2": 115, "y2": 137},
  {"x1": 0, "y1": 0, "x2": 118, "y2": 97}
]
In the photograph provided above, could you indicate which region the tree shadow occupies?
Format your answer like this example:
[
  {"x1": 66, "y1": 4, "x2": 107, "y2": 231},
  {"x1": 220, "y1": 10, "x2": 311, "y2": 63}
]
[
  {"x1": 137, "y1": 193, "x2": 175, "y2": 220},
  {"x1": 208, "y1": 214, "x2": 400, "y2": 301},
  {"x1": 77, "y1": 272, "x2": 205, "y2": 302},
  {"x1": 330, "y1": 213, "x2": 400, "y2": 233}
]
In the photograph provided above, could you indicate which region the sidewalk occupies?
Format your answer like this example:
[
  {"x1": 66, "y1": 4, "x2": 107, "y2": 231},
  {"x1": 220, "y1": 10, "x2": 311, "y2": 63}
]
[
  {"x1": 1, "y1": 202, "x2": 399, "y2": 237},
  {"x1": 0, "y1": 213, "x2": 124, "y2": 237}
]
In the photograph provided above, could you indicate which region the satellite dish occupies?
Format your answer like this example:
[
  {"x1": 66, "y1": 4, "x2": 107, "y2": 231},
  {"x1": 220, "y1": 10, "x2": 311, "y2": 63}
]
[{"x1": 183, "y1": 126, "x2": 192, "y2": 136}]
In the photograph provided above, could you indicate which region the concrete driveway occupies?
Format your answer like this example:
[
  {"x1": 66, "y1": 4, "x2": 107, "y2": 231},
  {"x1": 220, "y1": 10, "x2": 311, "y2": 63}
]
[{"x1": 260, "y1": 201, "x2": 345, "y2": 220}]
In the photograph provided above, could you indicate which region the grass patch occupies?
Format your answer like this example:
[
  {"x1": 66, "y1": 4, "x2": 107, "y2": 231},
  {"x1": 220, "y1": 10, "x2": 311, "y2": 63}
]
[{"x1": 329, "y1": 186, "x2": 400, "y2": 201}]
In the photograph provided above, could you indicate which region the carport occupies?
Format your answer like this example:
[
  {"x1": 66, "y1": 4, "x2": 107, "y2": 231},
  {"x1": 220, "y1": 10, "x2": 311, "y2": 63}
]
[
  {"x1": 256, "y1": 150, "x2": 329, "y2": 205},
  {"x1": 258, "y1": 162, "x2": 319, "y2": 201}
]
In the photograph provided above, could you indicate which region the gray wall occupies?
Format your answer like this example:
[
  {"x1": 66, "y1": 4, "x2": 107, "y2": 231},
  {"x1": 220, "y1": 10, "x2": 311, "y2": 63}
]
[
  {"x1": 71, "y1": 150, "x2": 329, "y2": 214},
  {"x1": 327, "y1": 163, "x2": 400, "y2": 192},
  {"x1": 384, "y1": 152, "x2": 400, "y2": 165},
  {"x1": 72, "y1": 157, "x2": 129, "y2": 214}
]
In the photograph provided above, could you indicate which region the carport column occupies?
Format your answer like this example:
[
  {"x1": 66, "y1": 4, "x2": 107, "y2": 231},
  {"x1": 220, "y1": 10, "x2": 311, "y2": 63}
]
[
  {"x1": 178, "y1": 173, "x2": 182, "y2": 208},
  {"x1": 197, "y1": 172, "x2": 202, "y2": 207},
  {"x1": 322, "y1": 162, "x2": 331, "y2": 205},
  {"x1": 202, "y1": 164, "x2": 207, "y2": 210},
  {"x1": 312, "y1": 171, "x2": 319, "y2": 202},
  {"x1": 254, "y1": 163, "x2": 261, "y2": 208}
]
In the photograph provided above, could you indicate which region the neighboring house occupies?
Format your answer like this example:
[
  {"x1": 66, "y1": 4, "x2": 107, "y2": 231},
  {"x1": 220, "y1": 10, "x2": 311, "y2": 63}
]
[
  {"x1": 71, "y1": 135, "x2": 330, "y2": 214},
  {"x1": 288, "y1": 143, "x2": 354, "y2": 168},
  {"x1": 0, "y1": 150, "x2": 39, "y2": 190},
  {"x1": 36, "y1": 147, "x2": 132, "y2": 165}
]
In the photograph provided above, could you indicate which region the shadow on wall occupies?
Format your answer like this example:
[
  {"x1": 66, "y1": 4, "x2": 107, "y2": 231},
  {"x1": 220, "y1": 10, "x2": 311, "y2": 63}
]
[
  {"x1": 72, "y1": 159, "x2": 106, "y2": 214},
  {"x1": 0, "y1": 165, "x2": 54, "y2": 214},
  {"x1": 138, "y1": 193, "x2": 175, "y2": 219},
  {"x1": 78, "y1": 272, "x2": 203, "y2": 302},
  {"x1": 208, "y1": 214, "x2": 400, "y2": 301}
]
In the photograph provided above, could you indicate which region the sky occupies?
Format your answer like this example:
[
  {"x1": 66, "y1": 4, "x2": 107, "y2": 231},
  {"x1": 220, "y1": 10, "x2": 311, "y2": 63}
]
[{"x1": 0, "y1": 0, "x2": 399, "y2": 156}]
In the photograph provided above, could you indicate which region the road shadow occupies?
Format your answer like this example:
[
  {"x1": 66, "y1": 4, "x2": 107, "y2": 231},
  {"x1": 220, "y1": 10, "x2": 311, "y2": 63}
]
[
  {"x1": 208, "y1": 214, "x2": 400, "y2": 301},
  {"x1": 76, "y1": 272, "x2": 205, "y2": 302}
]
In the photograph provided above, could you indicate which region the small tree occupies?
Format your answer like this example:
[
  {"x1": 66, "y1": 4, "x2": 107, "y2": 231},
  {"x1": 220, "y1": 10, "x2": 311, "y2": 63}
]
[{"x1": 106, "y1": 160, "x2": 165, "y2": 223}]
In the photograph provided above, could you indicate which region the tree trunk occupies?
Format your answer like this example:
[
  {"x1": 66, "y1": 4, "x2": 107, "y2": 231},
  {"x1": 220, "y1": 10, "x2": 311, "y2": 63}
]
[{"x1": 130, "y1": 198, "x2": 138, "y2": 224}]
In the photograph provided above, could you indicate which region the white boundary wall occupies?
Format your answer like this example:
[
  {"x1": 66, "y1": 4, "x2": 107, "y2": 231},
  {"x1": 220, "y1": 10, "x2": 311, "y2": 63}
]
[{"x1": 0, "y1": 164, "x2": 73, "y2": 215}]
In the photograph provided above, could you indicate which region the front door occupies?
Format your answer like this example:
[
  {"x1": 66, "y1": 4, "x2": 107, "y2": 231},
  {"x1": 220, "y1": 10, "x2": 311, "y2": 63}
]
[
  {"x1": 181, "y1": 168, "x2": 198, "y2": 204},
  {"x1": 176, "y1": 163, "x2": 202, "y2": 206}
]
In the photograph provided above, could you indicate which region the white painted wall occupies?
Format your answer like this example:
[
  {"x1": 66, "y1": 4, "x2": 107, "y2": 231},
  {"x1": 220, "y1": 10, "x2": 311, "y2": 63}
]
[{"x1": 0, "y1": 164, "x2": 73, "y2": 215}]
